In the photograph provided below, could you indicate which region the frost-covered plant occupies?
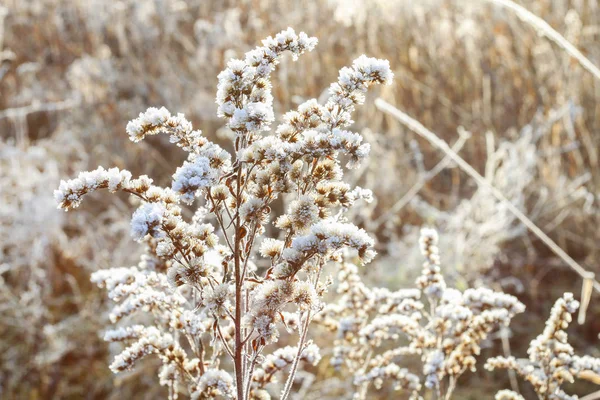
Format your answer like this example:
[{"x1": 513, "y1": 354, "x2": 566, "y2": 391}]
[
  {"x1": 486, "y1": 293, "x2": 600, "y2": 400},
  {"x1": 315, "y1": 228, "x2": 525, "y2": 399},
  {"x1": 55, "y1": 28, "x2": 392, "y2": 399}
]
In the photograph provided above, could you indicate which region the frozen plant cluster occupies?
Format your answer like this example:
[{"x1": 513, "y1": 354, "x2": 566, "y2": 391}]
[
  {"x1": 315, "y1": 228, "x2": 526, "y2": 399},
  {"x1": 56, "y1": 28, "x2": 392, "y2": 400},
  {"x1": 486, "y1": 293, "x2": 600, "y2": 400}
]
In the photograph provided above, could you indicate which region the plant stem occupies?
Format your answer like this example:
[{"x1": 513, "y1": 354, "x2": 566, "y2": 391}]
[
  {"x1": 244, "y1": 346, "x2": 263, "y2": 400},
  {"x1": 234, "y1": 160, "x2": 245, "y2": 400},
  {"x1": 444, "y1": 376, "x2": 457, "y2": 400},
  {"x1": 280, "y1": 311, "x2": 311, "y2": 400}
]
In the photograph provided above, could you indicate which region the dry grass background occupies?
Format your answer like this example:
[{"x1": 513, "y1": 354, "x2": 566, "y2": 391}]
[{"x1": 1, "y1": 0, "x2": 599, "y2": 398}]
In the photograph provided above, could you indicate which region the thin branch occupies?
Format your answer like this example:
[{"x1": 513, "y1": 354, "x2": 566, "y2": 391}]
[
  {"x1": 280, "y1": 311, "x2": 311, "y2": 400},
  {"x1": 581, "y1": 390, "x2": 600, "y2": 400},
  {"x1": 372, "y1": 128, "x2": 471, "y2": 229},
  {"x1": 281, "y1": 260, "x2": 324, "y2": 400},
  {"x1": 214, "y1": 320, "x2": 235, "y2": 360},
  {"x1": 243, "y1": 345, "x2": 264, "y2": 400},
  {"x1": 0, "y1": 96, "x2": 80, "y2": 120}
]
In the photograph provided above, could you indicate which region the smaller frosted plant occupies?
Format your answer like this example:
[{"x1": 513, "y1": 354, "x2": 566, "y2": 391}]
[
  {"x1": 486, "y1": 293, "x2": 600, "y2": 400},
  {"x1": 315, "y1": 228, "x2": 525, "y2": 400}
]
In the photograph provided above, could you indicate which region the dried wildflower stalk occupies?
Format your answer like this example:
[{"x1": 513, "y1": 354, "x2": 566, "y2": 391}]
[
  {"x1": 56, "y1": 28, "x2": 392, "y2": 399},
  {"x1": 315, "y1": 228, "x2": 525, "y2": 399},
  {"x1": 486, "y1": 293, "x2": 600, "y2": 400}
]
